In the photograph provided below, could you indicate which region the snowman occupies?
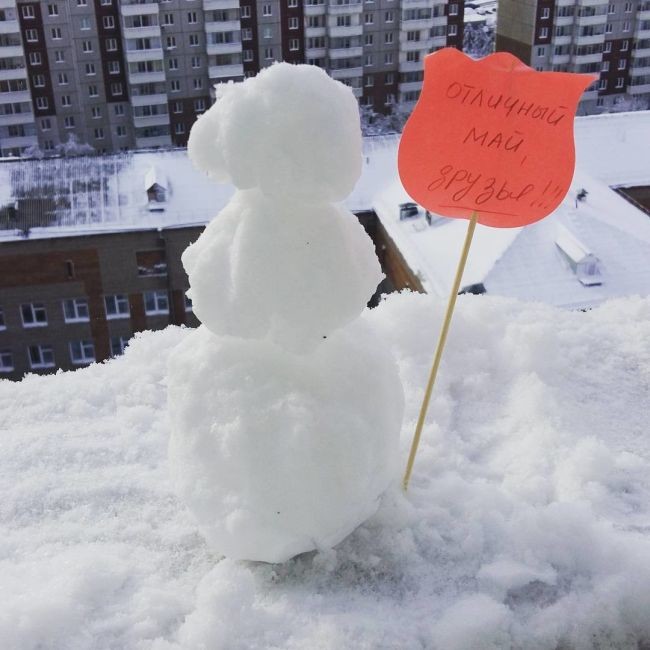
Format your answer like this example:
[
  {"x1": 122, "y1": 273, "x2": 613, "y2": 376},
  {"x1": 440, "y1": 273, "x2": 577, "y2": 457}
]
[{"x1": 167, "y1": 63, "x2": 405, "y2": 563}]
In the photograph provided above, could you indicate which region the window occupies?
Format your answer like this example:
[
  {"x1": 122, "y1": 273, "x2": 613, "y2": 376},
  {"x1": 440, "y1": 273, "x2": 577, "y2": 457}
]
[
  {"x1": 184, "y1": 295, "x2": 193, "y2": 312},
  {"x1": 91, "y1": 106, "x2": 101, "y2": 118},
  {"x1": 172, "y1": 100, "x2": 183, "y2": 113},
  {"x1": 263, "y1": 26, "x2": 272, "y2": 38},
  {"x1": 116, "y1": 125, "x2": 127, "y2": 137},
  {"x1": 61, "y1": 94, "x2": 71, "y2": 107},
  {"x1": 601, "y1": 60, "x2": 610, "y2": 72},
  {"x1": 22, "y1": 5, "x2": 35, "y2": 19},
  {"x1": 106, "y1": 38, "x2": 118, "y2": 51},
  {"x1": 110, "y1": 82, "x2": 122, "y2": 95},
  {"x1": 541, "y1": 7, "x2": 550, "y2": 19},
  {"x1": 94, "y1": 127, "x2": 104, "y2": 139},
  {"x1": 364, "y1": 74, "x2": 373, "y2": 87},
  {"x1": 191, "y1": 55, "x2": 201, "y2": 68},
  {"x1": 0, "y1": 308, "x2": 5, "y2": 330},
  {"x1": 88, "y1": 84, "x2": 99, "y2": 97},
  {"x1": 385, "y1": 32, "x2": 393, "y2": 44},
  {"x1": 108, "y1": 60, "x2": 120, "y2": 74},
  {"x1": 21, "y1": 303, "x2": 47, "y2": 327},
  {"x1": 77, "y1": 0, "x2": 87, "y2": 5},
  {"x1": 144, "y1": 291, "x2": 169, "y2": 315},
  {"x1": 385, "y1": 10, "x2": 394, "y2": 22},
  {"x1": 69, "y1": 340, "x2": 95, "y2": 365},
  {"x1": 166, "y1": 35, "x2": 177, "y2": 49},
  {"x1": 364, "y1": 53, "x2": 373, "y2": 66},
  {"x1": 598, "y1": 78, "x2": 607, "y2": 90},
  {"x1": 607, "y1": 3, "x2": 615, "y2": 13},
  {"x1": 406, "y1": 50, "x2": 420, "y2": 62},
  {"x1": 605, "y1": 23, "x2": 613, "y2": 34},
  {"x1": 622, "y1": 20, "x2": 630, "y2": 32},
  {"x1": 48, "y1": 4, "x2": 59, "y2": 17},
  {"x1": 80, "y1": 16, "x2": 91, "y2": 30},
  {"x1": 64, "y1": 115, "x2": 75, "y2": 128},
  {"x1": 289, "y1": 16, "x2": 299, "y2": 29},
  {"x1": 385, "y1": 92, "x2": 395, "y2": 105},
  {"x1": 85, "y1": 62, "x2": 96, "y2": 75},
  {"x1": 110, "y1": 336, "x2": 129, "y2": 357},
  {"x1": 365, "y1": 13, "x2": 373, "y2": 24},
  {"x1": 174, "y1": 122, "x2": 185, "y2": 134},
  {"x1": 0, "y1": 350, "x2": 13, "y2": 373},
  {"x1": 103, "y1": 15, "x2": 115, "y2": 29},
  {"x1": 104, "y1": 295, "x2": 129, "y2": 319},
  {"x1": 168, "y1": 57, "x2": 179, "y2": 70},
  {"x1": 243, "y1": 49, "x2": 254, "y2": 61},
  {"x1": 33, "y1": 74, "x2": 46, "y2": 87},
  {"x1": 189, "y1": 33, "x2": 199, "y2": 46},
  {"x1": 36, "y1": 97, "x2": 49, "y2": 110},
  {"x1": 193, "y1": 77, "x2": 202, "y2": 89},
  {"x1": 82, "y1": 40, "x2": 93, "y2": 53},
  {"x1": 51, "y1": 27, "x2": 62, "y2": 39},
  {"x1": 448, "y1": 3, "x2": 458, "y2": 15},
  {"x1": 621, "y1": 40, "x2": 629, "y2": 52},
  {"x1": 101, "y1": 0, "x2": 112, "y2": 5},
  {"x1": 29, "y1": 52, "x2": 42, "y2": 66},
  {"x1": 289, "y1": 38, "x2": 299, "y2": 51},
  {"x1": 25, "y1": 29, "x2": 38, "y2": 42},
  {"x1": 604, "y1": 41, "x2": 612, "y2": 53},
  {"x1": 263, "y1": 4, "x2": 272, "y2": 16},
  {"x1": 537, "y1": 46, "x2": 545, "y2": 57},
  {"x1": 41, "y1": 118, "x2": 51, "y2": 130},
  {"x1": 242, "y1": 27, "x2": 252, "y2": 40},
  {"x1": 618, "y1": 59, "x2": 626, "y2": 70},
  {"x1": 194, "y1": 98, "x2": 205, "y2": 111},
  {"x1": 288, "y1": 0, "x2": 298, "y2": 6},
  {"x1": 538, "y1": 26, "x2": 548, "y2": 38},
  {"x1": 384, "y1": 52, "x2": 393, "y2": 64},
  {"x1": 264, "y1": 47, "x2": 274, "y2": 60},
  {"x1": 241, "y1": 5, "x2": 251, "y2": 18},
  {"x1": 55, "y1": 50, "x2": 65, "y2": 63},
  {"x1": 188, "y1": 11, "x2": 198, "y2": 23},
  {"x1": 28, "y1": 345, "x2": 54, "y2": 369},
  {"x1": 170, "y1": 79, "x2": 180, "y2": 91},
  {"x1": 114, "y1": 104, "x2": 124, "y2": 116},
  {"x1": 624, "y1": 1, "x2": 632, "y2": 11},
  {"x1": 62, "y1": 298, "x2": 89, "y2": 323},
  {"x1": 615, "y1": 77, "x2": 625, "y2": 89},
  {"x1": 364, "y1": 34, "x2": 373, "y2": 46},
  {"x1": 385, "y1": 72, "x2": 394, "y2": 84}
]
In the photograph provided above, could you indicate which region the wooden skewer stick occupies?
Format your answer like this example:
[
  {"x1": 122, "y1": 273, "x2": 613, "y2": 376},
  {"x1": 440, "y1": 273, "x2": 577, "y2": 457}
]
[{"x1": 402, "y1": 210, "x2": 479, "y2": 491}]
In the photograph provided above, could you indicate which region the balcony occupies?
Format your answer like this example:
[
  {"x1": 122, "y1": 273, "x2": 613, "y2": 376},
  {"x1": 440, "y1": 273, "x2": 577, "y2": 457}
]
[
  {"x1": 572, "y1": 52, "x2": 602, "y2": 64},
  {"x1": 401, "y1": 38, "x2": 432, "y2": 51},
  {"x1": 135, "y1": 134, "x2": 172, "y2": 148},
  {"x1": 128, "y1": 70, "x2": 165, "y2": 84},
  {"x1": 0, "y1": 134, "x2": 37, "y2": 149},
  {"x1": 328, "y1": 24, "x2": 362, "y2": 37},
  {"x1": 398, "y1": 80, "x2": 423, "y2": 93},
  {"x1": 401, "y1": 18, "x2": 434, "y2": 30},
  {"x1": 329, "y1": 66, "x2": 363, "y2": 79},
  {"x1": 0, "y1": 0, "x2": 17, "y2": 8},
  {"x1": 304, "y1": 3, "x2": 327, "y2": 15},
  {"x1": 206, "y1": 41, "x2": 242, "y2": 56},
  {"x1": 574, "y1": 14, "x2": 607, "y2": 27},
  {"x1": 0, "y1": 45, "x2": 23, "y2": 58},
  {"x1": 629, "y1": 82, "x2": 650, "y2": 93},
  {"x1": 329, "y1": 46, "x2": 363, "y2": 58},
  {"x1": 551, "y1": 53, "x2": 571, "y2": 65},
  {"x1": 0, "y1": 90, "x2": 31, "y2": 104},
  {"x1": 0, "y1": 67, "x2": 27, "y2": 82},
  {"x1": 575, "y1": 0, "x2": 608, "y2": 5},
  {"x1": 131, "y1": 92, "x2": 168, "y2": 106},
  {"x1": 573, "y1": 32, "x2": 604, "y2": 45},
  {"x1": 554, "y1": 15, "x2": 574, "y2": 27},
  {"x1": 636, "y1": 25, "x2": 650, "y2": 37},
  {"x1": 205, "y1": 20, "x2": 240, "y2": 33},
  {"x1": 0, "y1": 111, "x2": 34, "y2": 126},
  {"x1": 632, "y1": 45, "x2": 650, "y2": 57},
  {"x1": 401, "y1": 0, "x2": 433, "y2": 7},
  {"x1": 398, "y1": 59, "x2": 424, "y2": 73},
  {"x1": 134, "y1": 113, "x2": 170, "y2": 128},
  {"x1": 305, "y1": 46, "x2": 327, "y2": 58},
  {"x1": 328, "y1": 1, "x2": 362, "y2": 14},
  {"x1": 0, "y1": 19, "x2": 19, "y2": 34},
  {"x1": 123, "y1": 26, "x2": 161, "y2": 40},
  {"x1": 208, "y1": 63, "x2": 244, "y2": 79},
  {"x1": 125, "y1": 48, "x2": 164, "y2": 63},
  {"x1": 305, "y1": 26, "x2": 326, "y2": 38},
  {"x1": 120, "y1": 2, "x2": 160, "y2": 17},
  {"x1": 203, "y1": 0, "x2": 240, "y2": 9}
]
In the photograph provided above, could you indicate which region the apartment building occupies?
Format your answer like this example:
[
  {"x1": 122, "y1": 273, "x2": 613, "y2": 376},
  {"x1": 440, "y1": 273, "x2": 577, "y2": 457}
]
[
  {"x1": 0, "y1": 0, "x2": 464, "y2": 157},
  {"x1": 496, "y1": 0, "x2": 650, "y2": 114}
]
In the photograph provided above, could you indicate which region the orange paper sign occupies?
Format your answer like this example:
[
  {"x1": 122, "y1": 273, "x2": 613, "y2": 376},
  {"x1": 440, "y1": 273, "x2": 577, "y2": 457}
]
[{"x1": 398, "y1": 49, "x2": 597, "y2": 228}]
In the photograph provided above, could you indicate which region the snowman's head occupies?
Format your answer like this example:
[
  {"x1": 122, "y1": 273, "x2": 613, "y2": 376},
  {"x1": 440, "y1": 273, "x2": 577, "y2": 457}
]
[{"x1": 188, "y1": 63, "x2": 362, "y2": 203}]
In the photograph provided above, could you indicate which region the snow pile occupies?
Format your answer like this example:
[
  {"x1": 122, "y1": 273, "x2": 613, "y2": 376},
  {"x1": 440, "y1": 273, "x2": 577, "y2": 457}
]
[
  {"x1": 2, "y1": 293, "x2": 650, "y2": 648},
  {"x1": 168, "y1": 62, "x2": 404, "y2": 562}
]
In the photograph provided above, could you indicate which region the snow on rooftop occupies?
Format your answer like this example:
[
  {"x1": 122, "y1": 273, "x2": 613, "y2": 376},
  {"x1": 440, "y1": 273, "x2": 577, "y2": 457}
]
[{"x1": 2, "y1": 293, "x2": 650, "y2": 648}]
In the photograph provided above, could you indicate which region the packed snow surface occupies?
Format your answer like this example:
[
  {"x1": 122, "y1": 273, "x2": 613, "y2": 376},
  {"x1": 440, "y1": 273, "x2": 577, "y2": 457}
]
[{"x1": 2, "y1": 292, "x2": 650, "y2": 649}]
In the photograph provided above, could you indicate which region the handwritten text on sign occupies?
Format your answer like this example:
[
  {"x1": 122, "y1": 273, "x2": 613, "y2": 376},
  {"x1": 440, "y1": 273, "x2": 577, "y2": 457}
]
[{"x1": 398, "y1": 49, "x2": 596, "y2": 228}]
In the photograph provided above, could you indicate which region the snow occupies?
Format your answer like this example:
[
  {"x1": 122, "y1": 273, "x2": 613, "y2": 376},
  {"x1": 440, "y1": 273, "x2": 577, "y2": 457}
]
[
  {"x1": 168, "y1": 62, "x2": 402, "y2": 563},
  {"x1": 2, "y1": 292, "x2": 650, "y2": 648}
]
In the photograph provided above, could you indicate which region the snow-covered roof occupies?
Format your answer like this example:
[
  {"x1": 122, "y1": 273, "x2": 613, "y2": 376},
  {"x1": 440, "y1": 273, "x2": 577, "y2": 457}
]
[{"x1": 144, "y1": 165, "x2": 168, "y2": 192}]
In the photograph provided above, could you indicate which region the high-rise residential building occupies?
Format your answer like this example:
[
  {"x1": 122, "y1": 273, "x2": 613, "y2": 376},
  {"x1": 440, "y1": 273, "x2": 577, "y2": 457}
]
[
  {"x1": 0, "y1": 0, "x2": 464, "y2": 157},
  {"x1": 496, "y1": 0, "x2": 650, "y2": 114}
]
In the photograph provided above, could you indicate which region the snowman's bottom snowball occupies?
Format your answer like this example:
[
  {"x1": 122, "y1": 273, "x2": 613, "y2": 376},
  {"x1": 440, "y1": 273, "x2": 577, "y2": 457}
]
[{"x1": 167, "y1": 322, "x2": 404, "y2": 563}]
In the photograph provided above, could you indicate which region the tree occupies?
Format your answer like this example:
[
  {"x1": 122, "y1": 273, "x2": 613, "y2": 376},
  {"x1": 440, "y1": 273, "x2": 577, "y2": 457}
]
[{"x1": 55, "y1": 134, "x2": 95, "y2": 157}]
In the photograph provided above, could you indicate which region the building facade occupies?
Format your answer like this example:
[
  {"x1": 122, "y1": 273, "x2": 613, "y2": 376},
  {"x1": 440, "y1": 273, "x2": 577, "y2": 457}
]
[
  {"x1": 0, "y1": 0, "x2": 464, "y2": 157},
  {"x1": 496, "y1": 0, "x2": 650, "y2": 114}
]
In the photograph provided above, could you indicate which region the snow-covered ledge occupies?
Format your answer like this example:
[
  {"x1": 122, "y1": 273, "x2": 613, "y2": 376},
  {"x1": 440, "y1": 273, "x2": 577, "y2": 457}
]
[{"x1": 2, "y1": 292, "x2": 649, "y2": 649}]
